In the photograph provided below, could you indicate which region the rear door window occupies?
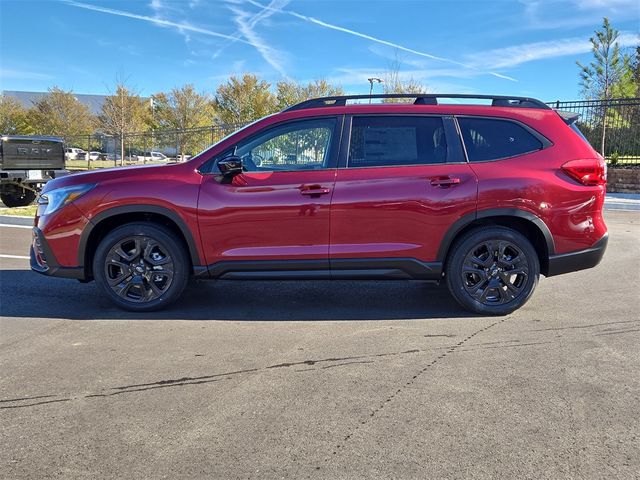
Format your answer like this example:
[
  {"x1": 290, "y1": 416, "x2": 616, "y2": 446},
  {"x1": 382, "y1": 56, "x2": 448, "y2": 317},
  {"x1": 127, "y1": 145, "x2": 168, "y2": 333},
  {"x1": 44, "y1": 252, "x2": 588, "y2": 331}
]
[
  {"x1": 457, "y1": 117, "x2": 543, "y2": 162},
  {"x1": 348, "y1": 116, "x2": 447, "y2": 167}
]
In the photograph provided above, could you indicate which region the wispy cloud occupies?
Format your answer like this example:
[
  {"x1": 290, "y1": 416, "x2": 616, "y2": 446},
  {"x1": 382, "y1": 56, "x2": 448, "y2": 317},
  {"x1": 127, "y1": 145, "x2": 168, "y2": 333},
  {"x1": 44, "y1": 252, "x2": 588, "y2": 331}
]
[
  {"x1": 518, "y1": 0, "x2": 640, "y2": 31},
  {"x1": 243, "y1": 0, "x2": 516, "y2": 81},
  {"x1": 574, "y1": 0, "x2": 639, "y2": 10},
  {"x1": 62, "y1": 1, "x2": 250, "y2": 45},
  {"x1": 212, "y1": 0, "x2": 288, "y2": 60},
  {"x1": 149, "y1": 0, "x2": 192, "y2": 43},
  {"x1": 473, "y1": 32, "x2": 639, "y2": 70},
  {"x1": 229, "y1": 3, "x2": 289, "y2": 77},
  {"x1": 327, "y1": 66, "x2": 507, "y2": 87},
  {"x1": 0, "y1": 68, "x2": 55, "y2": 81}
]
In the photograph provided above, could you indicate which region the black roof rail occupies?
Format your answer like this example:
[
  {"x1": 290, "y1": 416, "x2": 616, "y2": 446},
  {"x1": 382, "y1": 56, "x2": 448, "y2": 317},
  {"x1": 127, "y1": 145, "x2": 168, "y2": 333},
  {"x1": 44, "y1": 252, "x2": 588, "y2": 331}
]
[{"x1": 284, "y1": 93, "x2": 551, "y2": 111}]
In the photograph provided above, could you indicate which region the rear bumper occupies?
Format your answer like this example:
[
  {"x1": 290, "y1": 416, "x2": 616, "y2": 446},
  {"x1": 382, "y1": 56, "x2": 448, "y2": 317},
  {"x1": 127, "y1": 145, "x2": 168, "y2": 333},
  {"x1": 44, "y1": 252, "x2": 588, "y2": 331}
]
[
  {"x1": 30, "y1": 227, "x2": 85, "y2": 280},
  {"x1": 546, "y1": 233, "x2": 608, "y2": 277}
]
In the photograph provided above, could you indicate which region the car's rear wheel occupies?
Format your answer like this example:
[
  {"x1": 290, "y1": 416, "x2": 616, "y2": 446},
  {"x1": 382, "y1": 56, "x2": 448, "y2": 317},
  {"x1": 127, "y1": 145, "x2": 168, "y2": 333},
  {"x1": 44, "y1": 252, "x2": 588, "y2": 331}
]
[
  {"x1": 93, "y1": 223, "x2": 189, "y2": 311},
  {"x1": 446, "y1": 227, "x2": 539, "y2": 315},
  {"x1": 1, "y1": 190, "x2": 37, "y2": 208}
]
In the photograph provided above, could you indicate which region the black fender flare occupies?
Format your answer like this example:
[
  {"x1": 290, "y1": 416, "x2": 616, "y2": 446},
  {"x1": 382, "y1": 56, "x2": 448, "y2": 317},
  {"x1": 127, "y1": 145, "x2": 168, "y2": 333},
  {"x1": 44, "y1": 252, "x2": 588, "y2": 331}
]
[
  {"x1": 436, "y1": 208, "x2": 555, "y2": 262},
  {"x1": 78, "y1": 204, "x2": 202, "y2": 269}
]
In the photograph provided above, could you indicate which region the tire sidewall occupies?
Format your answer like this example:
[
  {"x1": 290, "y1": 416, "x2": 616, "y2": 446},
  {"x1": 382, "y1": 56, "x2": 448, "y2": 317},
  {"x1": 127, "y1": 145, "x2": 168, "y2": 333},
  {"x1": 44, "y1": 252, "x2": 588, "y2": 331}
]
[
  {"x1": 93, "y1": 223, "x2": 189, "y2": 312},
  {"x1": 446, "y1": 227, "x2": 540, "y2": 316},
  {"x1": 1, "y1": 190, "x2": 37, "y2": 208}
]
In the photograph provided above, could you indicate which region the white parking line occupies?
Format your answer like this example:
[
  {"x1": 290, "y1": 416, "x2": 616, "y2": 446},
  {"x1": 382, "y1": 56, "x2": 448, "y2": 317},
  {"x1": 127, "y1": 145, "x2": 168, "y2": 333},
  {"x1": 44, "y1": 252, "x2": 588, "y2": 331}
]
[
  {"x1": 0, "y1": 254, "x2": 30, "y2": 259},
  {"x1": 0, "y1": 223, "x2": 32, "y2": 229}
]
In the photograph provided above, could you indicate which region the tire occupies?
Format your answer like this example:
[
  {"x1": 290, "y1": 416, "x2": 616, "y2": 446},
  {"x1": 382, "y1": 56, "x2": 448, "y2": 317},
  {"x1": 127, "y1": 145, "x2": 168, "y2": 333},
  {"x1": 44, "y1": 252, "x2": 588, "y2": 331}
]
[
  {"x1": 1, "y1": 190, "x2": 37, "y2": 208},
  {"x1": 445, "y1": 227, "x2": 540, "y2": 316},
  {"x1": 92, "y1": 223, "x2": 190, "y2": 312}
]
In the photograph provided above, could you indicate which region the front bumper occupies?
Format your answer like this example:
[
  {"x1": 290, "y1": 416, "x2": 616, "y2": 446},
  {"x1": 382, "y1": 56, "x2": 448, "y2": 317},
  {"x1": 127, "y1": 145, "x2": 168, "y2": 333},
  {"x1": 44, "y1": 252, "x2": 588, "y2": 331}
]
[
  {"x1": 30, "y1": 227, "x2": 85, "y2": 280},
  {"x1": 546, "y1": 233, "x2": 608, "y2": 277}
]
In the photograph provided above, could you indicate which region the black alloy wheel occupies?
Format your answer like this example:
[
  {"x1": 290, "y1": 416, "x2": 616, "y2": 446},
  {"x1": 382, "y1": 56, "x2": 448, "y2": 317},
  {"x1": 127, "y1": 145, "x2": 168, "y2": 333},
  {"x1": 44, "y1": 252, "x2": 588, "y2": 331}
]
[
  {"x1": 93, "y1": 223, "x2": 189, "y2": 311},
  {"x1": 446, "y1": 227, "x2": 540, "y2": 315}
]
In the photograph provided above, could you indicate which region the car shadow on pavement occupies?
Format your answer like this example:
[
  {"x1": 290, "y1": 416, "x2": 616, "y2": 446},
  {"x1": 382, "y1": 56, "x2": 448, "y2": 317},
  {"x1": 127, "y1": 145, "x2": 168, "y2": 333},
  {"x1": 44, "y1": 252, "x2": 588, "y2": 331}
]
[{"x1": 0, "y1": 269, "x2": 475, "y2": 321}]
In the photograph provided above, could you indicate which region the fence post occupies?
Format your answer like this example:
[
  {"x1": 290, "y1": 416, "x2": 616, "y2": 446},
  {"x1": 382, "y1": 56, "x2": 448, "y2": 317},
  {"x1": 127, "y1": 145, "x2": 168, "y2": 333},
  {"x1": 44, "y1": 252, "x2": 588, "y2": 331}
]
[
  {"x1": 87, "y1": 134, "x2": 91, "y2": 170},
  {"x1": 143, "y1": 134, "x2": 147, "y2": 164}
]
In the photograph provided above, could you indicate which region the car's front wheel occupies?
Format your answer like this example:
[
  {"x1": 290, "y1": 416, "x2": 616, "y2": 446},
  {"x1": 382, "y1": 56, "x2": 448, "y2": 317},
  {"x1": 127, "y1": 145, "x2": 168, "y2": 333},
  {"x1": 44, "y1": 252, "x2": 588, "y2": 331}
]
[
  {"x1": 446, "y1": 227, "x2": 540, "y2": 315},
  {"x1": 93, "y1": 223, "x2": 190, "y2": 311}
]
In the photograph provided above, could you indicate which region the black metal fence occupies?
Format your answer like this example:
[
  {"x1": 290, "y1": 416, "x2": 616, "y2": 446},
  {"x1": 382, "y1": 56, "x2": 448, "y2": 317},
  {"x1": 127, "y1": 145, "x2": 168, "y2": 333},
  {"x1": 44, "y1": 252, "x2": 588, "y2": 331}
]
[
  {"x1": 548, "y1": 98, "x2": 640, "y2": 165},
  {"x1": 62, "y1": 97, "x2": 640, "y2": 170},
  {"x1": 62, "y1": 123, "x2": 244, "y2": 170}
]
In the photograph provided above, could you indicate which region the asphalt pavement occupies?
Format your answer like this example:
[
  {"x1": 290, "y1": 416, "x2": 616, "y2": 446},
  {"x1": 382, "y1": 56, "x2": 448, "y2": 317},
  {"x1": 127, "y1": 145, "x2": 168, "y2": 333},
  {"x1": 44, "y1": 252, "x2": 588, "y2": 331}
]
[{"x1": 0, "y1": 209, "x2": 638, "y2": 479}]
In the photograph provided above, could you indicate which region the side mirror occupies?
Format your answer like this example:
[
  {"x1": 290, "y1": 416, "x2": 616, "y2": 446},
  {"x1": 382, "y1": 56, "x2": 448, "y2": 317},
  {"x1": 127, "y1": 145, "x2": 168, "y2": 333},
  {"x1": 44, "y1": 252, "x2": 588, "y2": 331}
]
[{"x1": 217, "y1": 155, "x2": 243, "y2": 177}]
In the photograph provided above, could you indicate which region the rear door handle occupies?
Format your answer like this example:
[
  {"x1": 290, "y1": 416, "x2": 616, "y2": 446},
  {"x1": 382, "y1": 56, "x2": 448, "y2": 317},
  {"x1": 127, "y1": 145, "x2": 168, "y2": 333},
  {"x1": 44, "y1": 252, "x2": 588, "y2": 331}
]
[
  {"x1": 299, "y1": 185, "x2": 331, "y2": 196},
  {"x1": 430, "y1": 176, "x2": 461, "y2": 187}
]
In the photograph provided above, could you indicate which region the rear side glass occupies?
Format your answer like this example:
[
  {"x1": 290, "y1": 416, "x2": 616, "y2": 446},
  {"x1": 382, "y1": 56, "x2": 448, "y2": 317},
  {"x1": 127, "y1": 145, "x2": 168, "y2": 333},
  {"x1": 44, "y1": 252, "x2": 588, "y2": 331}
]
[
  {"x1": 457, "y1": 117, "x2": 543, "y2": 162},
  {"x1": 349, "y1": 116, "x2": 447, "y2": 167},
  {"x1": 569, "y1": 123, "x2": 591, "y2": 145}
]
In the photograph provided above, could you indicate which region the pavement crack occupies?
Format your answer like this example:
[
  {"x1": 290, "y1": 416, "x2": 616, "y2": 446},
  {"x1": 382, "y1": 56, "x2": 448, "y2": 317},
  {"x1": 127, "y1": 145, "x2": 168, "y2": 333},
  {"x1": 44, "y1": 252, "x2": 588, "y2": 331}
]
[
  {"x1": 333, "y1": 316, "x2": 512, "y2": 453},
  {"x1": 0, "y1": 398, "x2": 71, "y2": 409},
  {"x1": 1, "y1": 348, "x2": 427, "y2": 408},
  {"x1": 530, "y1": 319, "x2": 639, "y2": 332},
  {"x1": 319, "y1": 360, "x2": 375, "y2": 370},
  {"x1": 0, "y1": 394, "x2": 57, "y2": 403},
  {"x1": 593, "y1": 328, "x2": 640, "y2": 336}
]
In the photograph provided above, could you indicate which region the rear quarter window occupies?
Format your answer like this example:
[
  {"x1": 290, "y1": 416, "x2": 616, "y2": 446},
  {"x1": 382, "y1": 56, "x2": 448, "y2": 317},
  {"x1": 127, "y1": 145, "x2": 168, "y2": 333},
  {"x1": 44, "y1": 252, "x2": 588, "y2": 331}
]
[{"x1": 457, "y1": 117, "x2": 544, "y2": 162}]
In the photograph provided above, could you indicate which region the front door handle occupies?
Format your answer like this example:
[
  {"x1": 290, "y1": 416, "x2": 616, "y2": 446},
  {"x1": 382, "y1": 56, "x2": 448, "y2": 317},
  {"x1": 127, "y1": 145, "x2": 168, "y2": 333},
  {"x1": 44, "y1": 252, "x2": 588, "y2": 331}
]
[
  {"x1": 430, "y1": 176, "x2": 461, "y2": 187},
  {"x1": 300, "y1": 185, "x2": 331, "y2": 196}
]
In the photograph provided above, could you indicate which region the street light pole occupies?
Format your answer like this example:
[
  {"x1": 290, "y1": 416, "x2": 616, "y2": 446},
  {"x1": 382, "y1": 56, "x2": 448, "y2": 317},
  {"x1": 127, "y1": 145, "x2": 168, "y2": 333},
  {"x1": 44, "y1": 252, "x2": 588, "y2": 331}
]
[
  {"x1": 367, "y1": 77, "x2": 383, "y2": 103},
  {"x1": 149, "y1": 96, "x2": 155, "y2": 154}
]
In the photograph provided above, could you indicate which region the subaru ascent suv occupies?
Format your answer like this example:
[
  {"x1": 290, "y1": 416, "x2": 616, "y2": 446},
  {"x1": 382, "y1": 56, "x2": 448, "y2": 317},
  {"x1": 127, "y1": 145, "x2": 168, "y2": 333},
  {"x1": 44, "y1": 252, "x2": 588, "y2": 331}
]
[{"x1": 31, "y1": 94, "x2": 608, "y2": 315}]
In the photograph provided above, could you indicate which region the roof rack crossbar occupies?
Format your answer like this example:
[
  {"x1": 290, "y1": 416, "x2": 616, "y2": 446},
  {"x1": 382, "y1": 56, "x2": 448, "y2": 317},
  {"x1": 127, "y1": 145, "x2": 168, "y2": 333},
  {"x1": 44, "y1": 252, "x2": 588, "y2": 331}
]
[{"x1": 284, "y1": 93, "x2": 551, "y2": 111}]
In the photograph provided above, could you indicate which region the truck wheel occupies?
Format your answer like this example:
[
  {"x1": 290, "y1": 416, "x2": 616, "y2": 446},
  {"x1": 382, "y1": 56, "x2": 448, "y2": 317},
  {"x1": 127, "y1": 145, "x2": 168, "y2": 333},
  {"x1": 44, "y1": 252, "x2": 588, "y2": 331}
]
[
  {"x1": 92, "y1": 223, "x2": 190, "y2": 312},
  {"x1": 446, "y1": 227, "x2": 540, "y2": 316},
  {"x1": 1, "y1": 190, "x2": 37, "y2": 208}
]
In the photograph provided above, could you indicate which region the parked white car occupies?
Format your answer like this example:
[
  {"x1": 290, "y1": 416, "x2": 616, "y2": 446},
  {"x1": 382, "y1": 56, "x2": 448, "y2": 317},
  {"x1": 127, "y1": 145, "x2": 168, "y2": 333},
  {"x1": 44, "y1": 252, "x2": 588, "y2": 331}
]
[
  {"x1": 136, "y1": 151, "x2": 168, "y2": 162},
  {"x1": 88, "y1": 151, "x2": 106, "y2": 161},
  {"x1": 65, "y1": 148, "x2": 86, "y2": 160}
]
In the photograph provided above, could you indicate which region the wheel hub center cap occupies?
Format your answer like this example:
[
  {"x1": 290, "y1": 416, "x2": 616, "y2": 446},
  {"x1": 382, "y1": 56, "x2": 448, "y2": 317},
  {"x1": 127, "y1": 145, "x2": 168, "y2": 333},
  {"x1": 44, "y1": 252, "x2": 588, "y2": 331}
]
[{"x1": 135, "y1": 265, "x2": 145, "y2": 273}]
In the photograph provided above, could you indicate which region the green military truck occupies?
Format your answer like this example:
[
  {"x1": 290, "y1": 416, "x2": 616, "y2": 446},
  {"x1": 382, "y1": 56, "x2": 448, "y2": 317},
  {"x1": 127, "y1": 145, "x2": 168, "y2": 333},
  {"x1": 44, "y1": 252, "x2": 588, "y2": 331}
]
[{"x1": 0, "y1": 135, "x2": 68, "y2": 207}]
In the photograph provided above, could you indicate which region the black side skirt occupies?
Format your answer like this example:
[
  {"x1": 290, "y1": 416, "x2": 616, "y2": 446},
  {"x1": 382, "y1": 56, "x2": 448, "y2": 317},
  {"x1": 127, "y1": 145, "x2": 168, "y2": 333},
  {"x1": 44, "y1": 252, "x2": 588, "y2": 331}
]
[{"x1": 207, "y1": 258, "x2": 443, "y2": 281}]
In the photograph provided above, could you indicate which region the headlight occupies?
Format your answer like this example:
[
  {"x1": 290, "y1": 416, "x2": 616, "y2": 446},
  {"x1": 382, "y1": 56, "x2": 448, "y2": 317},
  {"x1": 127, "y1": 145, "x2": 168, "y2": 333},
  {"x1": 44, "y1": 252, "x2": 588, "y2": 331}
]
[{"x1": 39, "y1": 183, "x2": 95, "y2": 215}]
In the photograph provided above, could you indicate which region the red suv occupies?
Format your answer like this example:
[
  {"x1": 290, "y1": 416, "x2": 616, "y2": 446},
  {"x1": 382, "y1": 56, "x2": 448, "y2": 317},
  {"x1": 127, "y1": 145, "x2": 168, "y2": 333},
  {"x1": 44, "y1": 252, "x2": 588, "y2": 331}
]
[{"x1": 31, "y1": 94, "x2": 608, "y2": 315}]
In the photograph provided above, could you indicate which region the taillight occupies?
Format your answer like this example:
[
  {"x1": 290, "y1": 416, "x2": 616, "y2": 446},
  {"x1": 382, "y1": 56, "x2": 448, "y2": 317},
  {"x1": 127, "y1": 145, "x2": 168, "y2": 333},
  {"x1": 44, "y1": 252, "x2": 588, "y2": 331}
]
[{"x1": 561, "y1": 158, "x2": 607, "y2": 186}]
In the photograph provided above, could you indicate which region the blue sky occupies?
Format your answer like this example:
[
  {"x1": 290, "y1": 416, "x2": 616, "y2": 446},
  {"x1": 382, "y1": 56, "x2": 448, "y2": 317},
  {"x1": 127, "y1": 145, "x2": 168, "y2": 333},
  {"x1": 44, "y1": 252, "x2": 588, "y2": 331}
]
[{"x1": 0, "y1": 0, "x2": 638, "y2": 102}]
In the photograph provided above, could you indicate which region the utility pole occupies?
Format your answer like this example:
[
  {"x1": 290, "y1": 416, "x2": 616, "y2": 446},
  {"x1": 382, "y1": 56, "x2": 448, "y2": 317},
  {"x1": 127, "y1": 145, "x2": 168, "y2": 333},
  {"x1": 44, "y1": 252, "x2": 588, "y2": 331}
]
[{"x1": 367, "y1": 77, "x2": 383, "y2": 103}]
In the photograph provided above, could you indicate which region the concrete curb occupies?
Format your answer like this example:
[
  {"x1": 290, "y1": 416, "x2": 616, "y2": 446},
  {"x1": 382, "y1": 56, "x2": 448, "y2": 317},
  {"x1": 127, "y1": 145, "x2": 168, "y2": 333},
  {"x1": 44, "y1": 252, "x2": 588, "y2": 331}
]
[
  {"x1": 605, "y1": 193, "x2": 640, "y2": 202},
  {"x1": 0, "y1": 215, "x2": 32, "y2": 226}
]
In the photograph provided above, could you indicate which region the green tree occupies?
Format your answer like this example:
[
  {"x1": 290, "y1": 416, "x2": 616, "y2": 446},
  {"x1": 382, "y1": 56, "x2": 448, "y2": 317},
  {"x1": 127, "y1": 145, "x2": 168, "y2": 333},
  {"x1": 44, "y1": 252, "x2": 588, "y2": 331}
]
[
  {"x1": 99, "y1": 83, "x2": 150, "y2": 164},
  {"x1": 275, "y1": 79, "x2": 344, "y2": 110},
  {"x1": 382, "y1": 57, "x2": 427, "y2": 103},
  {"x1": 214, "y1": 74, "x2": 277, "y2": 124},
  {"x1": 0, "y1": 96, "x2": 33, "y2": 135},
  {"x1": 28, "y1": 87, "x2": 95, "y2": 137},
  {"x1": 633, "y1": 46, "x2": 640, "y2": 97},
  {"x1": 153, "y1": 84, "x2": 215, "y2": 157},
  {"x1": 577, "y1": 18, "x2": 633, "y2": 154}
]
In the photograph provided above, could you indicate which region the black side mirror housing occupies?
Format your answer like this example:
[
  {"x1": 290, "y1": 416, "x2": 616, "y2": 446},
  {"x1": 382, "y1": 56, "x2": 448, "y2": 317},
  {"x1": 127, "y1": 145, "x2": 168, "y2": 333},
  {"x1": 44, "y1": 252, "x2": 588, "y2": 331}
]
[{"x1": 217, "y1": 155, "x2": 243, "y2": 177}]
